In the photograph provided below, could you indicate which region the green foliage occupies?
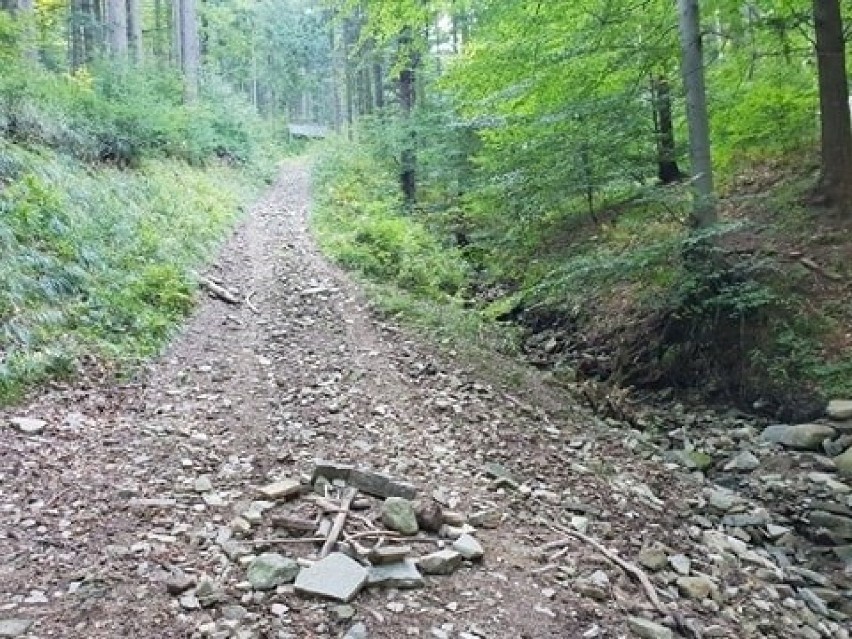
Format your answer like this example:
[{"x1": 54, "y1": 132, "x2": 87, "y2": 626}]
[
  {"x1": 0, "y1": 141, "x2": 250, "y2": 402},
  {"x1": 312, "y1": 141, "x2": 470, "y2": 299}
]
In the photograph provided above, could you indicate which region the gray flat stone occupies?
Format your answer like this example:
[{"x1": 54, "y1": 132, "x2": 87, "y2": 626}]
[
  {"x1": 367, "y1": 559, "x2": 424, "y2": 589},
  {"x1": 835, "y1": 446, "x2": 852, "y2": 479},
  {"x1": 760, "y1": 424, "x2": 836, "y2": 450},
  {"x1": 810, "y1": 511, "x2": 852, "y2": 539},
  {"x1": 418, "y1": 549, "x2": 463, "y2": 575},
  {"x1": 627, "y1": 617, "x2": 673, "y2": 639},
  {"x1": 295, "y1": 552, "x2": 368, "y2": 602},
  {"x1": 0, "y1": 619, "x2": 33, "y2": 638},
  {"x1": 368, "y1": 545, "x2": 412, "y2": 565},
  {"x1": 828, "y1": 400, "x2": 852, "y2": 421},
  {"x1": 9, "y1": 417, "x2": 46, "y2": 434},
  {"x1": 349, "y1": 468, "x2": 416, "y2": 500},
  {"x1": 343, "y1": 623, "x2": 368, "y2": 639},
  {"x1": 452, "y1": 534, "x2": 484, "y2": 561},
  {"x1": 258, "y1": 479, "x2": 301, "y2": 500}
]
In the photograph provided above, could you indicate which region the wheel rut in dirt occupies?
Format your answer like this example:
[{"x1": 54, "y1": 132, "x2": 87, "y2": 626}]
[{"x1": 1, "y1": 161, "x2": 849, "y2": 639}]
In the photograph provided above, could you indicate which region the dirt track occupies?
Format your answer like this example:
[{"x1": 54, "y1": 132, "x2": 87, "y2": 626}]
[{"x1": 1, "y1": 161, "x2": 845, "y2": 639}]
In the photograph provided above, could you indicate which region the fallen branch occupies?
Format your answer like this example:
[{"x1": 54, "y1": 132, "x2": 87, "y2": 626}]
[
  {"x1": 320, "y1": 487, "x2": 357, "y2": 558},
  {"x1": 245, "y1": 290, "x2": 260, "y2": 314},
  {"x1": 198, "y1": 276, "x2": 241, "y2": 305},
  {"x1": 548, "y1": 527, "x2": 666, "y2": 614}
]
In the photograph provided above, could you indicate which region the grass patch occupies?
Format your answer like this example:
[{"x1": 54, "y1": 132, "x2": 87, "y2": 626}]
[{"x1": 0, "y1": 140, "x2": 258, "y2": 402}]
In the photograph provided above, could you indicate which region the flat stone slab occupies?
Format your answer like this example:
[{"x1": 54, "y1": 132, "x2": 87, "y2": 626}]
[
  {"x1": 295, "y1": 552, "x2": 368, "y2": 602},
  {"x1": 452, "y1": 534, "x2": 484, "y2": 561},
  {"x1": 258, "y1": 479, "x2": 301, "y2": 500},
  {"x1": 367, "y1": 559, "x2": 425, "y2": 589},
  {"x1": 9, "y1": 417, "x2": 46, "y2": 435},
  {"x1": 0, "y1": 619, "x2": 34, "y2": 638},
  {"x1": 311, "y1": 462, "x2": 416, "y2": 499}
]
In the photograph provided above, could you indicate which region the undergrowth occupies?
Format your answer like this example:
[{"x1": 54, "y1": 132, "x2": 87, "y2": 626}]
[
  {"x1": 310, "y1": 142, "x2": 518, "y2": 354},
  {"x1": 0, "y1": 141, "x2": 256, "y2": 403}
]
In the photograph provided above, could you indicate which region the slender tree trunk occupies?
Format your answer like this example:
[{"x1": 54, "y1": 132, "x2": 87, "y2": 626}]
[
  {"x1": 651, "y1": 75, "x2": 683, "y2": 184},
  {"x1": 373, "y1": 59, "x2": 384, "y2": 110},
  {"x1": 813, "y1": 0, "x2": 852, "y2": 212},
  {"x1": 398, "y1": 28, "x2": 418, "y2": 207},
  {"x1": 127, "y1": 0, "x2": 142, "y2": 64},
  {"x1": 176, "y1": 0, "x2": 200, "y2": 101},
  {"x1": 677, "y1": 0, "x2": 716, "y2": 227},
  {"x1": 106, "y1": 0, "x2": 128, "y2": 58}
]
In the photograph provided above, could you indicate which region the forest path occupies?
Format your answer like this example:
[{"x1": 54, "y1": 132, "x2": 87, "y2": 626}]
[{"x1": 0, "y1": 161, "x2": 834, "y2": 639}]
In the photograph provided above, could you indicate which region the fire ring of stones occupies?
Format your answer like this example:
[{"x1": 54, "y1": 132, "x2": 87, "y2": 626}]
[{"x1": 169, "y1": 461, "x2": 487, "y2": 630}]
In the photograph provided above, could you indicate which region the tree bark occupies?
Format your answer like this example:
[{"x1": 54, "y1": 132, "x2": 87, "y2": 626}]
[
  {"x1": 813, "y1": 0, "x2": 852, "y2": 212},
  {"x1": 398, "y1": 28, "x2": 418, "y2": 207},
  {"x1": 176, "y1": 0, "x2": 200, "y2": 101},
  {"x1": 677, "y1": 0, "x2": 716, "y2": 227},
  {"x1": 127, "y1": 0, "x2": 142, "y2": 64},
  {"x1": 651, "y1": 75, "x2": 684, "y2": 184},
  {"x1": 106, "y1": 0, "x2": 128, "y2": 58}
]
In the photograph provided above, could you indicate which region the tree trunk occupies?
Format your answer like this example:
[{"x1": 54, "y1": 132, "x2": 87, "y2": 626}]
[
  {"x1": 176, "y1": 0, "x2": 200, "y2": 101},
  {"x1": 106, "y1": 0, "x2": 128, "y2": 58},
  {"x1": 651, "y1": 75, "x2": 684, "y2": 184},
  {"x1": 813, "y1": 0, "x2": 852, "y2": 212},
  {"x1": 373, "y1": 59, "x2": 384, "y2": 110},
  {"x1": 127, "y1": 0, "x2": 142, "y2": 64},
  {"x1": 677, "y1": 0, "x2": 716, "y2": 227},
  {"x1": 398, "y1": 29, "x2": 418, "y2": 207}
]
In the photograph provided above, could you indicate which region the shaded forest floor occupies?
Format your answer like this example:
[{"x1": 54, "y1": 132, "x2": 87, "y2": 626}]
[{"x1": 1, "y1": 160, "x2": 850, "y2": 639}]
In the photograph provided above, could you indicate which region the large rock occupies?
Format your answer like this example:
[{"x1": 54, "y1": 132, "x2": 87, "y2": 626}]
[
  {"x1": 627, "y1": 617, "x2": 673, "y2": 639},
  {"x1": 295, "y1": 552, "x2": 368, "y2": 602},
  {"x1": 381, "y1": 497, "x2": 418, "y2": 535},
  {"x1": 810, "y1": 511, "x2": 852, "y2": 539},
  {"x1": 828, "y1": 400, "x2": 852, "y2": 421},
  {"x1": 834, "y1": 446, "x2": 852, "y2": 479},
  {"x1": 367, "y1": 559, "x2": 424, "y2": 589},
  {"x1": 0, "y1": 620, "x2": 33, "y2": 638},
  {"x1": 723, "y1": 451, "x2": 760, "y2": 472},
  {"x1": 247, "y1": 553, "x2": 300, "y2": 590},
  {"x1": 760, "y1": 424, "x2": 836, "y2": 450}
]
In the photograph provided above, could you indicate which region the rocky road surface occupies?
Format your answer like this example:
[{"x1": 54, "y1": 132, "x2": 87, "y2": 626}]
[{"x1": 1, "y1": 161, "x2": 850, "y2": 639}]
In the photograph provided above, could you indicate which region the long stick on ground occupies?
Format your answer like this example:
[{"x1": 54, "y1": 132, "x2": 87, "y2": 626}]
[
  {"x1": 549, "y1": 527, "x2": 666, "y2": 614},
  {"x1": 320, "y1": 487, "x2": 357, "y2": 558},
  {"x1": 198, "y1": 276, "x2": 241, "y2": 305}
]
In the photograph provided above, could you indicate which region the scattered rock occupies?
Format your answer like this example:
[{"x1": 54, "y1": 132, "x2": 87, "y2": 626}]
[
  {"x1": 258, "y1": 479, "x2": 301, "y2": 500},
  {"x1": 381, "y1": 497, "x2": 418, "y2": 535},
  {"x1": 348, "y1": 468, "x2": 417, "y2": 500},
  {"x1": 637, "y1": 548, "x2": 668, "y2": 572},
  {"x1": 676, "y1": 575, "x2": 715, "y2": 600},
  {"x1": 413, "y1": 499, "x2": 444, "y2": 533},
  {"x1": 468, "y1": 509, "x2": 500, "y2": 529},
  {"x1": 418, "y1": 550, "x2": 463, "y2": 575},
  {"x1": 195, "y1": 577, "x2": 225, "y2": 607},
  {"x1": 194, "y1": 476, "x2": 213, "y2": 493},
  {"x1": 760, "y1": 424, "x2": 836, "y2": 451},
  {"x1": 452, "y1": 534, "x2": 484, "y2": 561},
  {"x1": 672, "y1": 449, "x2": 713, "y2": 471},
  {"x1": 332, "y1": 604, "x2": 356, "y2": 621},
  {"x1": 668, "y1": 554, "x2": 691, "y2": 576},
  {"x1": 343, "y1": 623, "x2": 368, "y2": 639},
  {"x1": 809, "y1": 511, "x2": 852, "y2": 539},
  {"x1": 368, "y1": 545, "x2": 412, "y2": 566},
  {"x1": 828, "y1": 400, "x2": 852, "y2": 421},
  {"x1": 707, "y1": 488, "x2": 739, "y2": 512},
  {"x1": 166, "y1": 574, "x2": 196, "y2": 595},
  {"x1": 0, "y1": 619, "x2": 33, "y2": 638},
  {"x1": 367, "y1": 559, "x2": 425, "y2": 589},
  {"x1": 294, "y1": 552, "x2": 368, "y2": 602},
  {"x1": 627, "y1": 616, "x2": 673, "y2": 639},
  {"x1": 834, "y1": 446, "x2": 852, "y2": 479},
  {"x1": 482, "y1": 462, "x2": 515, "y2": 482},
  {"x1": 247, "y1": 553, "x2": 300, "y2": 590},
  {"x1": 9, "y1": 417, "x2": 46, "y2": 434},
  {"x1": 723, "y1": 450, "x2": 760, "y2": 472}
]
